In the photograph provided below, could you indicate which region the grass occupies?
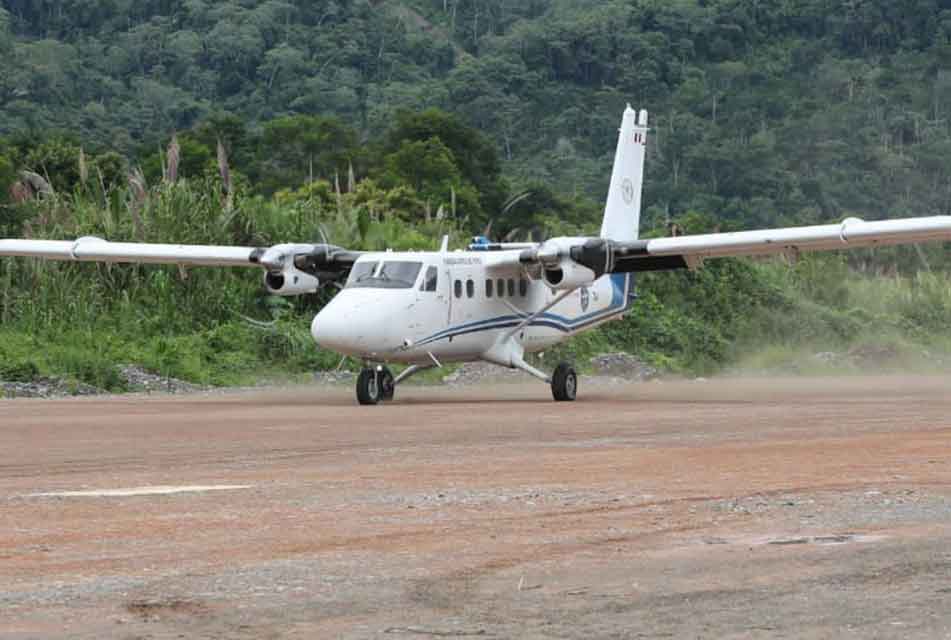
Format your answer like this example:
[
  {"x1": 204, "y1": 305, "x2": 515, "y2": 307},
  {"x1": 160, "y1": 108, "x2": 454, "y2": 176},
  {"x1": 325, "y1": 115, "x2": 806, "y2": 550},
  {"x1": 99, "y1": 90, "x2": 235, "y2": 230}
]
[
  {"x1": 0, "y1": 319, "x2": 344, "y2": 391},
  {"x1": 5, "y1": 179, "x2": 951, "y2": 391}
]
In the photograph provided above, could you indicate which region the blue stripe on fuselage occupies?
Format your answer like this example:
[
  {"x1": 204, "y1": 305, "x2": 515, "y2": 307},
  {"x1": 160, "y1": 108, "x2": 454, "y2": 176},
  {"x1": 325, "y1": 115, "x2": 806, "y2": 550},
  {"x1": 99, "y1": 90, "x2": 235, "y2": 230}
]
[{"x1": 415, "y1": 273, "x2": 632, "y2": 347}]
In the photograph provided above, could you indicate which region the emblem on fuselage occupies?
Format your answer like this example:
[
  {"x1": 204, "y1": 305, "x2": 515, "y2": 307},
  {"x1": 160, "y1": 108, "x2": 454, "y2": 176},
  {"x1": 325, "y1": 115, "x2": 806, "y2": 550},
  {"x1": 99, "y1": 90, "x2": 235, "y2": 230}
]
[
  {"x1": 580, "y1": 286, "x2": 590, "y2": 312},
  {"x1": 621, "y1": 178, "x2": 635, "y2": 205}
]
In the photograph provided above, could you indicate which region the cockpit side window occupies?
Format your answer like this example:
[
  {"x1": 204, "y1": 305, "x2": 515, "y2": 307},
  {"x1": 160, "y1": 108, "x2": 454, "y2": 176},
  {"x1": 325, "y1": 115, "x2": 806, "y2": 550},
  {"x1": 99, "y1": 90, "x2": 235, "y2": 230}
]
[{"x1": 420, "y1": 266, "x2": 438, "y2": 292}]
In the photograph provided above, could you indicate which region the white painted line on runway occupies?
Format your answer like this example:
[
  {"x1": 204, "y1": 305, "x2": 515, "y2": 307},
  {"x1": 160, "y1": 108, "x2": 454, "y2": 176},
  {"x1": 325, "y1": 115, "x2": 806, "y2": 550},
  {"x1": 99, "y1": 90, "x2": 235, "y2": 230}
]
[{"x1": 28, "y1": 485, "x2": 253, "y2": 498}]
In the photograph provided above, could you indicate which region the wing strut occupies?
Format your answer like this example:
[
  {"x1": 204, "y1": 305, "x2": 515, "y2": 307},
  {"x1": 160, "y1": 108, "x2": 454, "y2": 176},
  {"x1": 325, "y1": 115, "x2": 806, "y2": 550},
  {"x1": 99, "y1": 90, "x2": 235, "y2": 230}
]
[{"x1": 503, "y1": 288, "x2": 577, "y2": 340}]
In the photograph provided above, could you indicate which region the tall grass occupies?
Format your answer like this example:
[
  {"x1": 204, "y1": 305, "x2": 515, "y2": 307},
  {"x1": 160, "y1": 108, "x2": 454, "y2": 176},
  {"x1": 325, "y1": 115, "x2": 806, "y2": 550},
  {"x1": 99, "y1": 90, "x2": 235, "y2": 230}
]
[
  {"x1": 0, "y1": 161, "x2": 476, "y2": 389},
  {"x1": 4, "y1": 169, "x2": 951, "y2": 388}
]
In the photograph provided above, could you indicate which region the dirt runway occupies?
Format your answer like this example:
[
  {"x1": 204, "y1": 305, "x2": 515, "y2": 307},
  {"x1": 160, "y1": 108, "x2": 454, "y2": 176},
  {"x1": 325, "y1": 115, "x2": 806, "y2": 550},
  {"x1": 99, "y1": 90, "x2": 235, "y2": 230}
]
[{"x1": 2, "y1": 376, "x2": 951, "y2": 639}]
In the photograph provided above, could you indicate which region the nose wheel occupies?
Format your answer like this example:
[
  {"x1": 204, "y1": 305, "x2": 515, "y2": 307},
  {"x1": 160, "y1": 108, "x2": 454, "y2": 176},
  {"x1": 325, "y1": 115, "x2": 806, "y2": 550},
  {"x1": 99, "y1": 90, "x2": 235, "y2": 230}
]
[{"x1": 356, "y1": 366, "x2": 395, "y2": 405}]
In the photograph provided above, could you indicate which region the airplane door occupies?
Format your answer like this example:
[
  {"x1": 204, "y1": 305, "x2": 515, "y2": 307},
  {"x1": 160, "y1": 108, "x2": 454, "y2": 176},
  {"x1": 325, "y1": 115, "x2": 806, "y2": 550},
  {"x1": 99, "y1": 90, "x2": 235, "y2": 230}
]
[
  {"x1": 424, "y1": 264, "x2": 449, "y2": 330},
  {"x1": 410, "y1": 264, "x2": 448, "y2": 341},
  {"x1": 444, "y1": 267, "x2": 452, "y2": 328},
  {"x1": 449, "y1": 268, "x2": 476, "y2": 327}
]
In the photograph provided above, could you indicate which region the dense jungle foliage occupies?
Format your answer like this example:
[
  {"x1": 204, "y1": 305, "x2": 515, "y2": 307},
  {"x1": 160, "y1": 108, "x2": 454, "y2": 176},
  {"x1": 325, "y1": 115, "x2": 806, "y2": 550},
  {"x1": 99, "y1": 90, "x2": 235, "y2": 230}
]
[{"x1": 3, "y1": 0, "x2": 951, "y2": 389}]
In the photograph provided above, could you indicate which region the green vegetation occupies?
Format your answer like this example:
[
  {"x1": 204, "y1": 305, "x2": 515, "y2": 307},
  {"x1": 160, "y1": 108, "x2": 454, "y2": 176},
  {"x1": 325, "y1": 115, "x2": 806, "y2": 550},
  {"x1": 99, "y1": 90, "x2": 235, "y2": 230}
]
[{"x1": 3, "y1": 0, "x2": 951, "y2": 390}]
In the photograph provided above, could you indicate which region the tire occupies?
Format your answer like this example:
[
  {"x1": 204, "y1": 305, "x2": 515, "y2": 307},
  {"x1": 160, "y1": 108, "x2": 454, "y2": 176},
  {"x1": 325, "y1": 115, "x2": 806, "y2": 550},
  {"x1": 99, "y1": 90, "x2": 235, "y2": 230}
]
[
  {"x1": 380, "y1": 367, "x2": 395, "y2": 402},
  {"x1": 551, "y1": 362, "x2": 578, "y2": 402},
  {"x1": 356, "y1": 368, "x2": 382, "y2": 405}
]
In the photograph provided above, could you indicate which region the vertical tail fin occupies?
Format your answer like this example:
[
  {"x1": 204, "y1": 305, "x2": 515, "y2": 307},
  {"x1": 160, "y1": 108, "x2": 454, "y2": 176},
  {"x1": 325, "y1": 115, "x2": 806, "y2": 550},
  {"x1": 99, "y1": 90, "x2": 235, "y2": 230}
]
[{"x1": 600, "y1": 105, "x2": 648, "y2": 242}]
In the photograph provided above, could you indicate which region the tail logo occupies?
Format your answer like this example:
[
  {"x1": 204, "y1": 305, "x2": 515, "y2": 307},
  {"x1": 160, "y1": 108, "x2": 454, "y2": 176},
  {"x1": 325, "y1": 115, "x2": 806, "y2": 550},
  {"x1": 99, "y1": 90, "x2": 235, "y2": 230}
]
[{"x1": 621, "y1": 178, "x2": 635, "y2": 205}]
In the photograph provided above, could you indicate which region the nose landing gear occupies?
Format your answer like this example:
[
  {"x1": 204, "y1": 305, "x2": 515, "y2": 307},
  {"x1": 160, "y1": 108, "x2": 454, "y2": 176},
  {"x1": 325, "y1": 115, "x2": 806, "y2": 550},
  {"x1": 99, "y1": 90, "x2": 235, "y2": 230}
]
[
  {"x1": 356, "y1": 366, "x2": 395, "y2": 405},
  {"x1": 355, "y1": 363, "x2": 437, "y2": 405}
]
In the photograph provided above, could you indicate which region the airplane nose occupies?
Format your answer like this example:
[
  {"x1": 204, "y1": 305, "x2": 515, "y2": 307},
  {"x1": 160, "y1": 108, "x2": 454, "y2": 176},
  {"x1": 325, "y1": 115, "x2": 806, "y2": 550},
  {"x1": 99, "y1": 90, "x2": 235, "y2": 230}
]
[
  {"x1": 311, "y1": 306, "x2": 359, "y2": 354},
  {"x1": 311, "y1": 294, "x2": 388, "y2": 355},
  {"x1": 311, "y1": 307, "x2": 345, "y2": 352}
]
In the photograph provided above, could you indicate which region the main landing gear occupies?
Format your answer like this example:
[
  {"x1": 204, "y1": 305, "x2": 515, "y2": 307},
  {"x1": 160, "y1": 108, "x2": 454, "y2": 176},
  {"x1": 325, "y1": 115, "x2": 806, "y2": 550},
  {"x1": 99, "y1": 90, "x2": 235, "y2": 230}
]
[
  {"x1": 551, "y1": 362, "x2": 578, "y2": 402},
  {"x1": 504, "y1": 352, "x2": 579, "y2": 403}
]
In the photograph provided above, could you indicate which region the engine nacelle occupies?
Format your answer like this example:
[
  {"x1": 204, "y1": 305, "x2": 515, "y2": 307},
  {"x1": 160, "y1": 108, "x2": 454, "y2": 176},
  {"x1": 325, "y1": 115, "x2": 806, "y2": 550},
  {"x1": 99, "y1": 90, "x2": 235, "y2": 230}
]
[
  {"x1": 264, "y1": 267, "x2": 320, "y2": 296},
  {"x1": 542, "y1": 257, "x2": 597, "y2": 291}
]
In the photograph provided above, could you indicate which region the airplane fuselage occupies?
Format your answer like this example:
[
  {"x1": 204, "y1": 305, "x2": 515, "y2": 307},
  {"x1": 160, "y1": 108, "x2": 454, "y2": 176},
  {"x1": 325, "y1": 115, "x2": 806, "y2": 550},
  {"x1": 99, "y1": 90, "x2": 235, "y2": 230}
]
[{"x1": 311, "y1": 249, "x2": 634, "y2": 366}]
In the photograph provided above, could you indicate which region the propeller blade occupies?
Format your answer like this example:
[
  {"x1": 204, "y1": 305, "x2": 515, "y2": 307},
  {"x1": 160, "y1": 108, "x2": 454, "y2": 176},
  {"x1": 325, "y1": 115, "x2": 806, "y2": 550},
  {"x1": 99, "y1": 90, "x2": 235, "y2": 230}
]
[
  {"x1": 501, "y1": 190, "x2": 533, "y2": 215},
  {"x1": 318, "y1": 224, "x2": 331, "y2": 247}
]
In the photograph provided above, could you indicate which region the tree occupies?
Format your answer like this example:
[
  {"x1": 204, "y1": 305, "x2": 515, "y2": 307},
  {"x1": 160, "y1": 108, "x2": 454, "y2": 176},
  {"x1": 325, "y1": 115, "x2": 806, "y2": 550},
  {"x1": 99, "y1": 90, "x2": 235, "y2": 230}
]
[
  {"x1": 23, "y1": 138, "x2": 83, "y2": 193},
  {"x1": 257, "y1": 115, "x2": 357, "y2": 192},
  {"x1": 0, "y1": 8, "x2": 12, "y2": 54},
  {"x1": 383, "y1": 137, "x2": 462, "y2": 207},
  {"x1": 0, "y1": 150, "x2": 15, "y2": 202},
  {"x1": 386, "y1": 108, "x2": 505, "y2": 216}
]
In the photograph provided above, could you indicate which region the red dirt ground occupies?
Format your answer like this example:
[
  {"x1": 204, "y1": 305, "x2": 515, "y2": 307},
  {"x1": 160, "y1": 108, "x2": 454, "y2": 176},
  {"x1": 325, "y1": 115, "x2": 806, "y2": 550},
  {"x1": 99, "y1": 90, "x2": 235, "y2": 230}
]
[{"x1": 2, "y1": 376, "x2": 951, "y2": 639}]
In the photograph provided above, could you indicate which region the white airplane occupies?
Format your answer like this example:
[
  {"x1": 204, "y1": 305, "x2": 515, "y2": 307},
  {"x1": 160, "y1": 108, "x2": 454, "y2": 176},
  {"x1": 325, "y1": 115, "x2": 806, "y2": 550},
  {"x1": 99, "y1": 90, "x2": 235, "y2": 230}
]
[{"x1": 4, "y1": 106, "x2": 951, "y2": 405}]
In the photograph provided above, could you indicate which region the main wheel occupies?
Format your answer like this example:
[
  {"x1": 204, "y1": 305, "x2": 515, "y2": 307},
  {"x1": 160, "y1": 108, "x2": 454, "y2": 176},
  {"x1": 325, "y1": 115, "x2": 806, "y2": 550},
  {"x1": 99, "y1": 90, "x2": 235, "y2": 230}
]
[
  {"x1": 356, "y1": 368, "x2": 382, "y2": 405},
  {"x1": 379, "y1": 366, "x2": 395, "y2": 402},
  {"x1": 551, "y1": 362, "x2": 578, "y2": 402}
]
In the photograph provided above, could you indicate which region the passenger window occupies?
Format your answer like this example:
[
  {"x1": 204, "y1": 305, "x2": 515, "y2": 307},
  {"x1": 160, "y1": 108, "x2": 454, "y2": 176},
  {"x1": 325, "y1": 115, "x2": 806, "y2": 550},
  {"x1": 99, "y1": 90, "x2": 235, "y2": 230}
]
[
  {"x1": 466, "y1": 279, "x2": 474, "y2": 298},
  {"x1": 486, "y1": 279, "x2": 493, "y2": 298},
  {"x1": 507, "y1": 279, "x2": 516, "y2": 297},
  {"x1": 519, "y1": 279, "x2": 528, "y2": 297},
  {"x1": 497, "y1": 278, "x2": 505, "y2": 298},
  {"x1": 422, "y1": 266, "x2": 438, "y2": 292},
  {"x1": 454, "y1": 280, "x2": 462, "y2": 298}
]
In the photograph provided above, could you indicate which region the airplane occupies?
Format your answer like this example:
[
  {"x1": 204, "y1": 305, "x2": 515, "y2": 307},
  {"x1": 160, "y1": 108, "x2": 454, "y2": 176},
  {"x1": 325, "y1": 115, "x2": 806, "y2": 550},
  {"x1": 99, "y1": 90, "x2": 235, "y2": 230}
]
[{"x1": 4, "y1": 105, "x2": 951, "y2": 405}]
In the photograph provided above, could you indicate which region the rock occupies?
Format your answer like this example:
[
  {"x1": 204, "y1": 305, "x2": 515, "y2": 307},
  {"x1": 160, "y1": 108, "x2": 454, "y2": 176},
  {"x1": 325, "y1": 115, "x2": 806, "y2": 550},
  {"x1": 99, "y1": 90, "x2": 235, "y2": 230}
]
[
  {"x1": 814, "y1": 345, "x2": 902, "y2": 368},
  {"x1": 1, "y1": 377, "x2": 103, "y2": 399},
  {"x1": 312, "y1": 370, "x2": 356, "y2": 385},
  {"x1": 118, "y1": 365, "x2": 203, "y2": 394},
  {"x1": 2, "y1": 366, "x2": 205, "y2": 398},
  {"x1": 589, "y1": 353, "x2": 658, "y2": 381},
  {"x1": 847, "y1": 344, "x2": 899, "y2": 366},
  {"x1": 442, "y1": 362, "x2": 525, "y2": 386}
]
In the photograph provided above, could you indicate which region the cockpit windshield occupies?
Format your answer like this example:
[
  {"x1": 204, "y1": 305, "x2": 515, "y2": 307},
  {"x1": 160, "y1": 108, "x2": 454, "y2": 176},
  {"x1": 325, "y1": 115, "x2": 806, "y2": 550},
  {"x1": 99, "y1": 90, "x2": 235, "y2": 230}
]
[
  {"x1": 346, "y1": 261, "x2": 423, "y2": 289},
  {"x1": 346, "y1": 261, "x2": 379, "y2": 287}
]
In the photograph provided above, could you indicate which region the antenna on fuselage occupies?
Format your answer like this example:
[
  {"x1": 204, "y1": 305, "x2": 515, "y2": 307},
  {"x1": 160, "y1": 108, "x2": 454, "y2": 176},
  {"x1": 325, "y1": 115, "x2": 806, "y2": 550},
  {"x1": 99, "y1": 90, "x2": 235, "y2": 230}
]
[{"x1": 440, "y1": 235, "x2": 450, "y2": 253}]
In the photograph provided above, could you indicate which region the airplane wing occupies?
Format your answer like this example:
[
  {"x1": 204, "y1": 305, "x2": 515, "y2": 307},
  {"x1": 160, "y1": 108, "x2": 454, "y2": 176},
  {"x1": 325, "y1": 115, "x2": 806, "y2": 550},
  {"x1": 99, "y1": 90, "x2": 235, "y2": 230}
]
[
  {"x1": 0, "y1": 236, "x2": 363, "y2": 296},
  {"x1": 0, "y1": 237, "x2": 260, "y2": 267},
  {"x1": 512, "y1": 216, "x2": 951, "y2": 278},
  {"x1": 617, "y1": 216, "x2": 951, "y2": 271}
]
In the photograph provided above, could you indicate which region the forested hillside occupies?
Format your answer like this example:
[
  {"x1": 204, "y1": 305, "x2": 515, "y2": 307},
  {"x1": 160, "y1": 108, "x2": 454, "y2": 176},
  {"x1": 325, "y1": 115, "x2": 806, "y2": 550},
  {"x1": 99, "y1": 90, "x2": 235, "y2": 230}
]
[
  {"x1": 3, "y1": 0, "x2": 951, "y2": 390},
  {"x1": 5, "y1": 0, "x2": 951, "y2": 227}
]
